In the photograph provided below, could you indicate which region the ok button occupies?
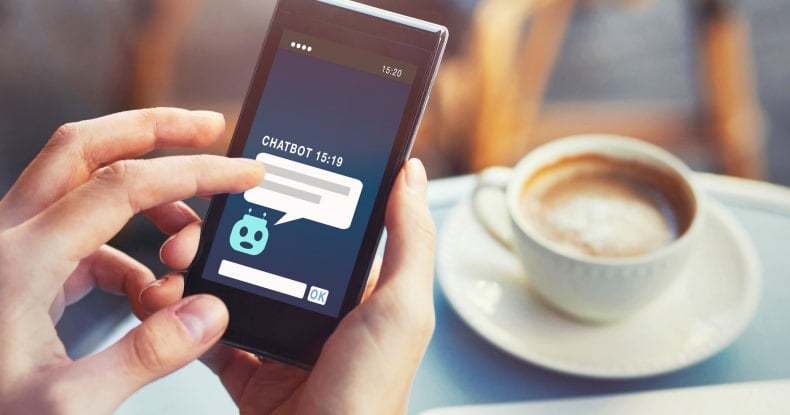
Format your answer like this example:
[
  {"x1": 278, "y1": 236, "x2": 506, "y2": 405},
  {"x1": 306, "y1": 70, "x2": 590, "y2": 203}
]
[{"x1": 308, "y1": 286, "x2": 329, "y2": 305}]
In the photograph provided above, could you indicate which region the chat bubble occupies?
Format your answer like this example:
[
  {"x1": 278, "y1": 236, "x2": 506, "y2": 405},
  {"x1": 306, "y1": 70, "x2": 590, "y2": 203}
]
[{"x1": 244, "y1": 153, "x2": 363, "y2": 230}]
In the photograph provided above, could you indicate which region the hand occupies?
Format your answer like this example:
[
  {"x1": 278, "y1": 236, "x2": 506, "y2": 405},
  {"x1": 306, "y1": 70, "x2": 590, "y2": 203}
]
[
  {"x1": 144, "y1": 158, "x2": 437, "y2": 414},
  {"x1": 0, "y1": 108, "x2": 265, "y2": 414}
]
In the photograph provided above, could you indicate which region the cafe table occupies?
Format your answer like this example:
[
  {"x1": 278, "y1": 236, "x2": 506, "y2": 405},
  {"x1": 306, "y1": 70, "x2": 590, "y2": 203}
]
[{"x1": 96, "y1": 173, "x2": 790, "y2": 414}]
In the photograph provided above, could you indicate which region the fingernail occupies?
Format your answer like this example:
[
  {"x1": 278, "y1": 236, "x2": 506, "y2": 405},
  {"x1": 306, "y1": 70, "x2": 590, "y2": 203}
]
[
  {"x1": 238, "y1": 158, "x2": 265, "y2": 169},
  {"x1": 158, "y1": 234, "x2": 177, "y2": 264},
  {"x1": 405, "y1": 158, "x2": 428, "y2": 195},
  {"x1": 174, "y1": 201, "x2": 199, "y2": 221},
  {"x1": 138, "y1": 276, "x2": 169, "y2": 304},
  {"x1": 191, "y1": 110, "x2": 224, "y2": 122},
  {"x1": 175, "y1": 296, "x2": 227, "y2": 342},
  {"x1": 237, "y1": 158, "x2": 266, "y2": 187}
]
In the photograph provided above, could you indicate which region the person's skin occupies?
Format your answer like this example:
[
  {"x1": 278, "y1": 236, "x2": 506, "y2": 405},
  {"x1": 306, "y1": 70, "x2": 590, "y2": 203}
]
[{"x1": 0, "y1": 108, "x2": 436, "y2": 414}]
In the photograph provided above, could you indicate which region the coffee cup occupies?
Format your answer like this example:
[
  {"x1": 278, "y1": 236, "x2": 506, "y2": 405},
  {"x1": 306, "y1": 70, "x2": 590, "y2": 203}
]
[{"x1": 473, "y1": 134, "x2": 703, "y2": 322}]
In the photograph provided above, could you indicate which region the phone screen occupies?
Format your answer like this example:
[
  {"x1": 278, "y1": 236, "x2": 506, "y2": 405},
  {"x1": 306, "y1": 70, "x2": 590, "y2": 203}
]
[
  {"x1": 200, "y1": 31, "x2": 417, "y2": 318},
  {"x1": 185, "y1": 0, "x2": 446, "y2": 365}
]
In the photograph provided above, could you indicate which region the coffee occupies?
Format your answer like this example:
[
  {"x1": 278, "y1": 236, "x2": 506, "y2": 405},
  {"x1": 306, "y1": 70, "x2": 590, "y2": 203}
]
[
  {"x1": 474, "y1": 135, "x2": 703, "y2": 320},
  {"x1": 519, "y1": 154, "x2": 695, "y2": 258}
]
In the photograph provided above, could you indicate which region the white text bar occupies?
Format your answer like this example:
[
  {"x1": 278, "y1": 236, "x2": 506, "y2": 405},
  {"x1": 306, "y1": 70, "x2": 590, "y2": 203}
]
[{"x1": 218, "y1": 260, "x2": 307, "y2": 299}]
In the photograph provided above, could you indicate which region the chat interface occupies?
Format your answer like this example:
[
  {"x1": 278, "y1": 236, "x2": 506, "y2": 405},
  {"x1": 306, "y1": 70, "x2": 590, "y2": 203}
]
[{"x1": 202, "y1": 29, "x2": 415, "y2": 317}]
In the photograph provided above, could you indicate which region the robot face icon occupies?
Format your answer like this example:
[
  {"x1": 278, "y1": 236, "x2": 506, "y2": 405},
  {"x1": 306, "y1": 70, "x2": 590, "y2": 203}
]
[{"x1": 229, "y1": 209, "x2": 269, "y2": 255}]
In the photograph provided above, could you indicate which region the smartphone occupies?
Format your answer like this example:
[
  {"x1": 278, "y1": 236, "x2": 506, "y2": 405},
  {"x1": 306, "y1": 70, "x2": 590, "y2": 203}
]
[{"x1": 184, "y1": 0, "x2": 447, "y2": 368}]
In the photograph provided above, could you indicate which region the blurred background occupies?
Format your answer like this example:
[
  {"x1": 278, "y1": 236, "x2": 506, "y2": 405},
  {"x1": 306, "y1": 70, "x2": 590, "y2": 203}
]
[{"x1": 0, "y1": 0, "x2": 788, "y2": 357}]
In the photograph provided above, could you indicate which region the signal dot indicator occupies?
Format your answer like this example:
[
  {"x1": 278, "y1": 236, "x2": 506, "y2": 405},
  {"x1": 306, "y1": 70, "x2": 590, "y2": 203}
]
[{"x1": 290, "y1": 41, "x2": 312, "y2": 53}]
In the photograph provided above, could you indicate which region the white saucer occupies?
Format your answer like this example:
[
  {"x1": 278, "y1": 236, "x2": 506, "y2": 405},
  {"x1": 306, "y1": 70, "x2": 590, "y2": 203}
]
[{"x1": 436, "y1": 196, "x2": 761, "y2": 378}]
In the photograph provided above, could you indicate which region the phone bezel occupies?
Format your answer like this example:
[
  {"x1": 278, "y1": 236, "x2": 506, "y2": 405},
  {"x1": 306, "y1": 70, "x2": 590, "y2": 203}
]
[{"x1": 184, "y1": 0, "x2": 447, "y2": 368}]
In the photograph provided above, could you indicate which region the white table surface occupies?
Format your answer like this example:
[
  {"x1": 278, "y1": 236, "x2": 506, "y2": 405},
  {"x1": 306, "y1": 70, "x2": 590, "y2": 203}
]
[{"x1": 94, "y1": 173, "x2": 790, "y2": 414}]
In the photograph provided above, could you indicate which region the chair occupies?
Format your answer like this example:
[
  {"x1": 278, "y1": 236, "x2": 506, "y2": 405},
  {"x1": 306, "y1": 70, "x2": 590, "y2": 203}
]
[{"x1": 420, "y1": 0, "x2": 765, "y2": 177}]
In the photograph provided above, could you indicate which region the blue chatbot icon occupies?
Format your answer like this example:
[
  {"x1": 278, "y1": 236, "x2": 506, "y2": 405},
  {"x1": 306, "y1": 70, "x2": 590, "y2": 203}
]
[{"x1": 229, "y1": 209, "x2": 269, "y2": 255}]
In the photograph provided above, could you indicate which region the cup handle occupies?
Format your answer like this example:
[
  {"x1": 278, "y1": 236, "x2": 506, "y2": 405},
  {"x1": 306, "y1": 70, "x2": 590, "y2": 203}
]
[{"x1": 472, "y1": 166, "x2": 517, "y2": 251}]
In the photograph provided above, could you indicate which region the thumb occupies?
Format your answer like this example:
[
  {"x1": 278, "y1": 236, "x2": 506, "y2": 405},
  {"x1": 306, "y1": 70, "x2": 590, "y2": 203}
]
[
  {"x1": 66, "y1": 295, "x2": 228, "y2": 412},
  {"x1": 378, "y1": 158, "x2": 435, "y2": 294}
]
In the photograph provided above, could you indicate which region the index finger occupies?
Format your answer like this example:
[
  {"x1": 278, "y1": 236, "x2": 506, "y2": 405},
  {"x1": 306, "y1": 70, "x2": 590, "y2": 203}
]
[
  {"x1": 0, "y1": 108, "x2": 225, "y2": 229},
  {"x1": 16, "y1": 155, "x2": 264, "y2": 281}
]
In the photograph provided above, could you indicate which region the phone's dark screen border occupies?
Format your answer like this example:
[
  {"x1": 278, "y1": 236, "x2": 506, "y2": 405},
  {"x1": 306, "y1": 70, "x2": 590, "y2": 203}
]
[{"x1": 184, "y1": 0, "x2": 447, "y2": 367}]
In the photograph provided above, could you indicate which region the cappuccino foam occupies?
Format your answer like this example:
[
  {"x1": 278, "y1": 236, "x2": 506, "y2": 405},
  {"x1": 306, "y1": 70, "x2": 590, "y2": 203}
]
[{"x1": 520, "y1": 155, "x2": 690, "y2": 258}]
